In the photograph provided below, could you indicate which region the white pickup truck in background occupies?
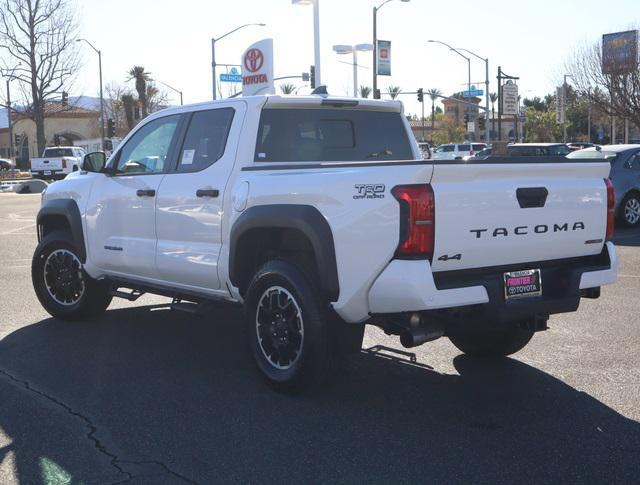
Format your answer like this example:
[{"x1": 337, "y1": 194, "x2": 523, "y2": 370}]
[
  {"x1": 30, "y1": 146, "x2": 86, "y2": 180},
  {"x1": 32, "y1": 95, "x2": 618, "y2": 391}
]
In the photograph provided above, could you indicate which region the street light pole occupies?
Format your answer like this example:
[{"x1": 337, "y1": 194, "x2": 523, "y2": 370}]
[
  {"x1": 77, "y1": 39, "x2": 105, "y2": 149},
  {"x1": 293, "y1": 1, "x2": 321, "y2": 88},
  {"x1": 456, "y1": 47, "x2": 490, "y2": 143},
  {"x1": 157, "y1": 80, "x2": 183, "y2": 105},
  {"x1": 428, "y1": 40, "x2": 471, "y2": 131},
  {"x1": 562, "y1": 73, "x2": 571, "y2": 143},
  {"x1": 333, "y1": 44, "x2": 373, "y2": 97},
  {"x1": 6, "y1": 77, "x2": 13, "y2": 159},
  {"x1": 372, "y1": 0, "x2": 409, "y2": 99},
  {"x1": 211, "y1": 23, "x2": 265, "y2": 100}
]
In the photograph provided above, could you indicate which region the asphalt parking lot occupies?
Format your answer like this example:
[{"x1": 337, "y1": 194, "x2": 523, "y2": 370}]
[{"x1": 0, "y1": 192, "x2": 639, "y2": 484}]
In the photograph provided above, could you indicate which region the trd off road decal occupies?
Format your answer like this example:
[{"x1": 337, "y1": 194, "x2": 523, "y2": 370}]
[{"x1": 354, "y1": 184, "x2": 385, "y2": 200}]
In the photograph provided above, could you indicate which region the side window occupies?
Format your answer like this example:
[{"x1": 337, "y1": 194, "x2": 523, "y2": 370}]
[
  {"x1": 458, "y1": 144, "x2": 470, "y2": 152},
  {"x1": 442, "y1": 145, "x2": 455, "y2": 153},
  {"x1": 177, "y1": 108, "x2": 234, "y2": 173},
  {"x1": 627, "y1": 153, "x2": 640, "y2": 170},
  {"x1": 114, "y1": 115, "x2": 180, "y2": 175}
]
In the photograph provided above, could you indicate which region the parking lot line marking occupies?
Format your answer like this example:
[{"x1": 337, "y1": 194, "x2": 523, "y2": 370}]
[
  {"x1": 618, "y1": 274, "x2": 640, "y2": 278},
  {"x1": 0, "y1": 224, "x2": 36, "y2": 235}
]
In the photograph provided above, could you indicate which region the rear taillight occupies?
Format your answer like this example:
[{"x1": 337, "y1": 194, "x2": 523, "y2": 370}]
[
  {"x1": 392, "y1": 184, "x2": 435, "y2": 259},
  {"x1": 605, "y1": 178, "x2": 615, "y2": 241},
  {"x1": 61, "y1": 158, "x2": 67, "y2": 169}
]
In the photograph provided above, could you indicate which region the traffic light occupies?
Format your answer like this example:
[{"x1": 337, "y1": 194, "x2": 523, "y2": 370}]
[
  {"x1": 14, "y1": 134, "x2": 21, "y2": 146},
  {"x1": 417, "y1": 88, "x2": 423, "y2": 103},
  {"x1": 53, "y1": 134, "x2": 60, "y2": 146},
  {"x1": 61, "y1": 91, "x2": 68, "y2": 105},
  {"x1": 464, "y1": 114, "x2": 470, "y2": 124},
  {"x1": 478, "y1": 116, "x2": 486, "y2": 131},
  {"x1": 107, "y1": 118, "x2": 116, "y2": 138},
  {"x1": 309, "y1": 65, "x2": 316, "y2": 89}
]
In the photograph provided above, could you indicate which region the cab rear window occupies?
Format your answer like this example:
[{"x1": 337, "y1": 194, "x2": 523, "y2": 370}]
[
  {"x1": 44, "y1": 148, "x2": 73, "y2": 157},
  {"x1": 255, "y1": 108, "x2": 413, "y2": 162}
]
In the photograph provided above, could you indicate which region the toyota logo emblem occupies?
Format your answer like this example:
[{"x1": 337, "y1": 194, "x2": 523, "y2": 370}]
[{"x1": 244, "y1": 48, "x2": 264, "y2": 73}]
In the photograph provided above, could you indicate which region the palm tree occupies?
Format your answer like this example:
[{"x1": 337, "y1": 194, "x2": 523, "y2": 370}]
[
  {"x1": 121, "y1": 93, "x2": 135, "y2": 130},
  {"x1": 359, "y1": 85, "x2": 372, "y2": 99},
  {"x1": 387, "y1": 85, "x2": 401, "y2": 99},
  {"x1": 280, "y1": 83, "x2": 296, "y2": 94},
  {"x1": 426, "y1": 88, "x2": 441, "y2": 137},
  {"x1": 490, "y1": 92, "x2": 498, "y2": 139},
  {"x1": 127, "y1": 66, "x2": 152, "y2": 117}
]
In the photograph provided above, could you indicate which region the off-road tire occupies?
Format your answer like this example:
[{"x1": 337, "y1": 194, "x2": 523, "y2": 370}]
[
  {"x1": 244, "y1": 260, "x2": 334, "y2": 391},
  {"x1": 32, "y1": 231, "x2": 112, "y2": 320}
]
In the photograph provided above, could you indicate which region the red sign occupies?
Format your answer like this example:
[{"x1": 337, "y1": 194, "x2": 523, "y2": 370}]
[
  {"x1": 380, "y1": 48, "x2": 389, "y2": 59},
  {"x1": 244, "y1": 48, "x2": 264, "y2": 73}
]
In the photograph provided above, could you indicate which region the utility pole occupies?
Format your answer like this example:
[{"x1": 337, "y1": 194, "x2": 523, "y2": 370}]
[
  {"x1": 372, "y1": 6, "x2": 378, "y2": 98},
  {"x1": 421, "y1": 98, "x2": 425, "y2": 142},
  {"x1": 498, "y1": 66, "x2": 502, "y2": 141},
  {"x1": 6, "y1": 77, "x2": 13, "y2": 160}
]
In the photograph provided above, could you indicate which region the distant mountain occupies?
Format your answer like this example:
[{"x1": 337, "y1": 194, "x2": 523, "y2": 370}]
[{"x1": 0, "y1": 108, "x2": 8, "y2": 130}]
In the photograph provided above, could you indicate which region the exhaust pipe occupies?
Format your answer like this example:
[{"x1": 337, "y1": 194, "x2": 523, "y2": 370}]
[{"x1": 400, "y1": 313, "x2": 444, "y2": 348}]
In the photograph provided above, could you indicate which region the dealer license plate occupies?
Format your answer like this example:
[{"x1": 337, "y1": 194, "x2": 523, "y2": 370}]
[{"x1": 504, "y1": 269, "x2": 542, "y2": 300}]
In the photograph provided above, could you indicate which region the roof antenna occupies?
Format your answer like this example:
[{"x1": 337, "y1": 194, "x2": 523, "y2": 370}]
[{"x1": 311, "y1": 85, "x2": 328, "y2": 96}]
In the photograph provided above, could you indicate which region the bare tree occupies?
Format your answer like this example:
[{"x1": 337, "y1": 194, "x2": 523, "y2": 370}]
[
  {"x1": 0, "y1": 0, "x2": 79, "y2": 154},
  {"x1": 104, "y1": 83, "x2": 129, "y2": 137},
  {"x1": 568, "y1": 39, "x2": 640, "y2": 131},
  {"x1": 145, "y1": 83, "x2": 169, "y2": 113}
]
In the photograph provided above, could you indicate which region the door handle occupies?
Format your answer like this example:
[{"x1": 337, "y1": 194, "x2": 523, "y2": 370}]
[
  {"x1": 136, "y1": 189, "x2": 156, "y2": 197},
  {"x1": 196, "y1": 189, "x2": 219, "y2": 198}
]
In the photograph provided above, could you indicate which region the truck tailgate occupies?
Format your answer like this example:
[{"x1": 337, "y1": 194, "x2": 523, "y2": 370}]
[
  {"x1": 430, "y1": 161, "x2": 611, "y2": 272},
  {"x1": 31, "y1": 157, "x2": 63, "y2": 171}
]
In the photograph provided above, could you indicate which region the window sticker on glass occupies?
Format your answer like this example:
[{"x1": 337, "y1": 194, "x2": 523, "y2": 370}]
[
  {"x1": 182, "y1": 149, "x2": 195, "y2": 165},
  {"x1": 257, "y1": 152, "x2": 266, "y2": 159}
]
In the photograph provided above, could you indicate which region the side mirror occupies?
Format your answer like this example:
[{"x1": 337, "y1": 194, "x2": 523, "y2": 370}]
[{"x1": 82, "y1": 152, "x2": 107, "y2": 173}]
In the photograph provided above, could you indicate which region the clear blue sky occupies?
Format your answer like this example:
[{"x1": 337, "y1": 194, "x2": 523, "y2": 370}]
[{"x1": 66, "y1": 0, "x2": 638, "y2": 116}]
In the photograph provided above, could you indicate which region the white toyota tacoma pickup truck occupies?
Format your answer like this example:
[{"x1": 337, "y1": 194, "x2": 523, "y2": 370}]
[
  {"x1": 32, "y1": 95, "x2": 618, "y2": 390},
  {"x1": 30, "y1": 146, "x2": 86, "y2": 180}
]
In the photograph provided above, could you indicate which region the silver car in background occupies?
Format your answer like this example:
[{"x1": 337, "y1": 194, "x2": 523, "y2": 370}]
[{"x1": 568, "y1": 144, "x2": 640, "y2": 227}]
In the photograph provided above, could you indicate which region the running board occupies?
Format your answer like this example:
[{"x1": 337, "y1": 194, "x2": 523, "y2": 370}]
[
  {"x1": 109, "y1": 288, "x2": 145, "y2": 301},
  {"x1": 170, "y1": 298, "x2": 215, "y2": 315}
]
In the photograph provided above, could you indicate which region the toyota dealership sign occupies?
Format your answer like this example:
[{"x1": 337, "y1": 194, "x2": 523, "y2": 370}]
[{"x1": 241, "y1": 39, "x2": 275, "y2": 96}]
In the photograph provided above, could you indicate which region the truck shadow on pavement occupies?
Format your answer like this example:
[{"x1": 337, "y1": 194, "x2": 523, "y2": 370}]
[
  {"x1": 0, "y1": 304, "x2": 638, "y2": 484},
  {"x1": 613, "y1": 227, "x2": 640, "y2": 247}
]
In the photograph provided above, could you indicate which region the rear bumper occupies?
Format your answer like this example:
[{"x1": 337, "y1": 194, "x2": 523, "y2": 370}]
[
  {"x1": 368, "y1": 243, "x2": 617, "y2": 322},
  {"x1": 31, "y1": 171, "x2": 66, "y2": 180}
]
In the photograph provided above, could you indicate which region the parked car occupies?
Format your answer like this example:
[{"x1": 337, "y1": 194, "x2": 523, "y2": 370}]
[
  {"x1": 506, "y1": 143, "x2": 571, "y2": 157},
  {"x1": 417, "y1": 142, "x2": 432, "y2": 159},
  {"x1": 30, "y1": 146, "x2": 86, "y2": 180},
  {"x1": 432, "y1": 142, "x2": 487, "y2": 160},
  {"x1": 567, "y1": 142, "x2": 597, "y2": 152},
  {"x1": 464, "y1": 147, "x2": 492, "y2": 161},
  {"x1": 568, "y1": 144, "x2": 640, "y2": 227},
  {"x1": 33, "y1": 95, "x2": 617, "y2": 390},
  {"x1": 0, "y1": 158, "x2": 16, "y2": 171}
]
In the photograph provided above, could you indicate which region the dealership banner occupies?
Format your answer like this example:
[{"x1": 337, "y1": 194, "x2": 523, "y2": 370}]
[
  {"x1": 377, "y1": 40, "x2": 391, "y2": 76},
  {"x1": 241, "y1": 38, "x2": 275, "y2": 96},
  {"x1": 602, "y1": 30, "x2": 638, "y2": 75}
]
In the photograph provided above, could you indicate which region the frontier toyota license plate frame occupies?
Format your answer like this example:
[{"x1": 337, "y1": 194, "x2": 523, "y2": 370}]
[{"x1": 504, "y1": 269, "x2": 542, "y2": 300}]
